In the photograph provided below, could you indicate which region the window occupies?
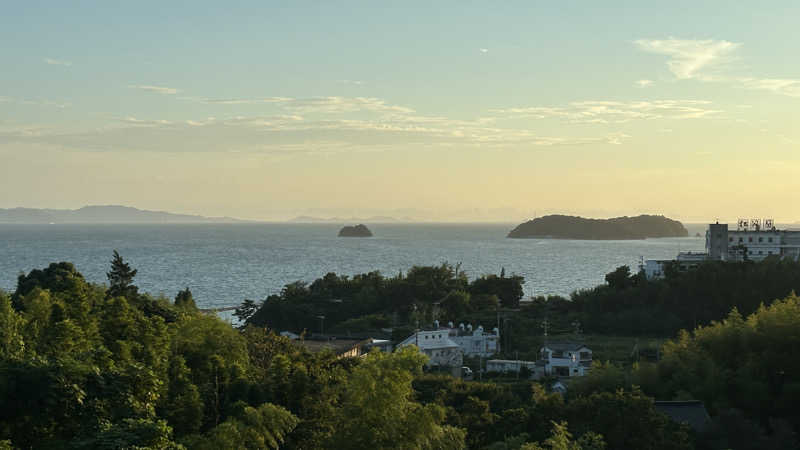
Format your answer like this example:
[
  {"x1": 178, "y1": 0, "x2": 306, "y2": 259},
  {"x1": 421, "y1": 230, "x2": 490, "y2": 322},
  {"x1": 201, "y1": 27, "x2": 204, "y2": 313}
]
[
  {"x1": 749, "y1": 237, "x2": 753, "y2": 243},
  {"x1": 729, "y1": 237, "x2": 733, "y2": 242},
  {"x1": 739, "y1": 237, "x2": 743, "y2": 243},
  {"x1": 579, "y1": 351, "x2": 591, "y2": 360},
  {"x1": 769, "y1": 237, "x2": 773, "y2": 243},
  {"x1": 555, "y1": 366, "x2": 569, "y2": 376},
  {"x1": 759, "y1": 251, "x2": 763, "y2": 255},
  {"x1": 768, "y1": 251, "x2": 773, "y2": 255},
  {"x1": 759, "y1": 237, "x2": 763, "y2": 243}
]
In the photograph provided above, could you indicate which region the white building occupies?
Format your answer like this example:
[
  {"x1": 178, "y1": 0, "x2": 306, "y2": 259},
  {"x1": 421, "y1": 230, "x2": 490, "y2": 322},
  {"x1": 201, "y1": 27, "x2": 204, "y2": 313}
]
[
  {"x1": 486, "y1": 342, "x2": 592, "y2": 379},
  {"x1": 397, "y1": 330, "x2": 463, "y2": 367},
  {"x1": 644, "y1": 221, "x2": 800, "y2": 279},
  {"x1": 447, "y1": 322, "x2": 500, "y2": 357},
  {"x1": 540, "y1": 342, "x2": 592, "y2": 377},
  {"x1": 644, "y1": 252, "x2": 708, "y2": 279}
]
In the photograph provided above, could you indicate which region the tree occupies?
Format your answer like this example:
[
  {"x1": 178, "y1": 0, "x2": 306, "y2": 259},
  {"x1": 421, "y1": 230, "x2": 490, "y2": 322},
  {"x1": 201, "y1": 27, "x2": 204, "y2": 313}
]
[
  {"x1": 185, "y1": 403, "x2": 299, "y2": 450},
  {"x1": 521, "y1": 421, "x2": 606, "y2": 450},
  {"x1": 0, "y1": 293, "x2": 25, "y2": 360},
  {"x1": 441, "y1": 290, "x2": 471, "y2": 319},
  {"x1": 107, "y1": 250, "x2": 138, "y2": 299},
  {"x1": 325, "y1": 347, "x2": 466, "y2": 449},
  {"x1": 234, "y1": 299, "x2": 259, "y2": 324},
  {"x1": 604, "y1": 266, "x2": 632, "y2": 290},
  {"x1": 174, "y1": 288, "x2": 197, "y2": 310}
]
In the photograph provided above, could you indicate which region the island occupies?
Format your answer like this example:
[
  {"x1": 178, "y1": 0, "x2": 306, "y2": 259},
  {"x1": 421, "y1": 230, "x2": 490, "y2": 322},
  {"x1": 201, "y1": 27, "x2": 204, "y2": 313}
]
[
  {"x1": 507, "y1": 214, "x2": 688, "y2": 240},
  {"x1": 0, "y1": 205, "x2": 244, "y2": 224},
  {"x1": 338, "y1": 224, "x2": 373, "y2": 237}
]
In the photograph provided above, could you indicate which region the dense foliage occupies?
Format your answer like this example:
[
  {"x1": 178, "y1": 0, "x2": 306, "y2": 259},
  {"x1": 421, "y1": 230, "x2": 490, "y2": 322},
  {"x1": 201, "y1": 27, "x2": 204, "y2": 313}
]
[
  {"x1": 4, "y1": 255, "x2": 800, "y2": 448},
  {"x1": 0, "y1": 257, "x2": 463, "y2": 449},
  {"x1": 567, "y1": 258, "x2": 800, "y2": 335},
  {"x1": 241, "y1": 263, "x2": 524, "y2": 335}
]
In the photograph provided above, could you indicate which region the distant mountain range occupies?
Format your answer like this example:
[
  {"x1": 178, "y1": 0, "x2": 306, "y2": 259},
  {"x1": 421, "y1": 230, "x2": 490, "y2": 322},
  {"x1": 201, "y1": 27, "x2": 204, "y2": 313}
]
[
  {"x1": 288, "y1": 215, "x2": 410, "y2": 223},
  {"x1": 507, "y1": 214, "x2": 688, "y2": 240},
  {"x1": 0, "y1": 205, "x2": 245, "y2": 224}
]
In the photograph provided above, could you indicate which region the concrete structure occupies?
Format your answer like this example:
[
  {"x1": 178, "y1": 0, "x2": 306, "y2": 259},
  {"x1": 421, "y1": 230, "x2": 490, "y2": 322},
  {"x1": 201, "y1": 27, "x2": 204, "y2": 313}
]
[
  {"x1": 644, "y1": 221, "x2": 800, "y2": 279},
  {"x1": 397, "y1": 330, "x2": 463, "y2": 367},
  {"x1": 447, "y1": 322, "x2": 500, "y2": 357}
]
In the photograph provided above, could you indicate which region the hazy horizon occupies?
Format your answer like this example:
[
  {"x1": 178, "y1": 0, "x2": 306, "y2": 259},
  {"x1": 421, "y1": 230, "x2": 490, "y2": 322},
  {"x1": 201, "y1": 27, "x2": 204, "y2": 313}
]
[{"x1": 3, "y1": 2, "x2": 799, "y2": 222}]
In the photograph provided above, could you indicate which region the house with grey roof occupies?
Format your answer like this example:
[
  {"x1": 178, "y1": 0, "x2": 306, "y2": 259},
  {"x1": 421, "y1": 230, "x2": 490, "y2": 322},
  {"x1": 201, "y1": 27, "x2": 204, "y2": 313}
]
[{"x1": 654, "y1": 401, "x2": 711, "y2": 432}]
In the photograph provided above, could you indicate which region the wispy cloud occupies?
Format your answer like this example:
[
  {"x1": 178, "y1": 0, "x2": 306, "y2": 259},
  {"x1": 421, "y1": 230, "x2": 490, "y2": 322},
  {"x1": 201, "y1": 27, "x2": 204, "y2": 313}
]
[
  {"x1": 635, "y1": 79, "x2": 654, "y2": 87},
  {"x1": 337, "y1": 79, "x2": 366, "y2": 86},
  {"x1": 634, "y1": 38, "x2": 740, "y2": 81},
  {"x1": 284, "y1": 97, "x2": 416, "y2": 114},
  {"x1": 491, "y1": 100, "x2": 719, "y2": 123},
  {"x1": 739, "y1": 78, "x2": 800, "y2": 97},
  {"x1": 129, "y1": 85, "x2": 179, "y2": 95},
  {"x1": 479, "y1": 48, "x2": 489, "y2": 53},
  {"x1": 636, "y1": 38, "x2": 800, "y2": 97},
  {"x1": 0, "y1": 96, "x2": 70, "y2": 109},
  {"x1": 194, "y1": 97, "x2": 291, "y2": 105},
  {"x1": 44, "y1": 58, "x2": 72, "y2": 67}
]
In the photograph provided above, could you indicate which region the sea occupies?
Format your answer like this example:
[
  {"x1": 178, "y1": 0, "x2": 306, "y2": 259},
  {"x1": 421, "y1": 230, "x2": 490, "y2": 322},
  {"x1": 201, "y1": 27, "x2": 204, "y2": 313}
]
[{"x1": 0, "y1": 223, "x2": 707, "y2": 312}]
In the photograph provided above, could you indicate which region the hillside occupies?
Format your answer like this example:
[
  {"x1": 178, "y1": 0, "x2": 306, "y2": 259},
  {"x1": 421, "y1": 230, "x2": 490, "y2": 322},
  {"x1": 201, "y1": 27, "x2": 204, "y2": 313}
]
[
  {"x1": 507, "y1": 214, "x2": 688, "y2": 240},
  {"x1": 0, "y1": 205, "x2": 244, "y2": 224}
]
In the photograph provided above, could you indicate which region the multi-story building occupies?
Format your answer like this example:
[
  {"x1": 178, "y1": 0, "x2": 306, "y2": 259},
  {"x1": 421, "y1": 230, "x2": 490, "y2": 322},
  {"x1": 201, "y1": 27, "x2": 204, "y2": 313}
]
[
  {"x1": 397, "y1": 330, "x2": 463, "y2": 367},
  {"x1": 397, "y1": 322, "x2": 500, "y2": 367},
  {"x1": 706, "y1": 222, "x2": 800, "y2": 261},
  {"x1": 447, "y1": 323, "x2": 500, "y2": 357},
  {"x1": 644, "y1": 221, "x2": 800, "y2": 279}
]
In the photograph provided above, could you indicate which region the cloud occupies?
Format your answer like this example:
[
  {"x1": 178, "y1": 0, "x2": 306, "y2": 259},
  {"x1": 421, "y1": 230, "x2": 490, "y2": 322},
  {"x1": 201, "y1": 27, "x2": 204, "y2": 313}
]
[
  {"x1": 739, "y1": 78, "x2": 800, "y2": 97},
  {"x1": 284, "y1": 97, "x2": 416, "y2": 114},
  {"x1": 44, "y1": 58, "x2": 72, "y2": 67},
  {"x1": 194, "y1": 97, "x2": 292, "y2": 105},
  {"x1": 479, "y1": 48, "x2": 489, "y2": 53},
  {"x1": 636, "y1": 38, "x2": 800, "y2": 97},
  {"x1": 634, "y1": 38, "x2": 740, "y2": 80},
  {"x1": 491, "y1": 100, "x2": 720, "y2": 123},
  {"x1": 337, "y1": 80, "x2": 366, "y2": 86},
  {"x1": 129, "y1": 85, "x2": 179, "y2": 95},
  {"x1": 0, "y1": 96, "x2": 70, "y2": 109},
  {"x1": 636, "y1": 79, "x2": 654, "y2": 87}
]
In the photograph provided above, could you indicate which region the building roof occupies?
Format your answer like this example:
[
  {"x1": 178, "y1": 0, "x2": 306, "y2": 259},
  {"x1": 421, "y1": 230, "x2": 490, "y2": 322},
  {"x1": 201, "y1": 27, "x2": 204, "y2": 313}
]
[
  {"x1": 654, "y1": 401, "x2": 710, "y2": 432},
  {"x1": 543, "y1": 342, "x2": 589, "y2": 352},
  {"x1": 295, "y1": 337, "x2": 376, "y2": 355},
  {"x1": 398, "y1": 332, "x2": 460, "y2": 350}
]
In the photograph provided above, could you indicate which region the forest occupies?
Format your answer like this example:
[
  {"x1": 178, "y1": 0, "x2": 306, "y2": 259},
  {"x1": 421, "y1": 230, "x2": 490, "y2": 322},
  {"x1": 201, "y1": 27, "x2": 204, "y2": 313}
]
[{"x1": 1, "y1": 254, "x2": 799, "y2": 448}]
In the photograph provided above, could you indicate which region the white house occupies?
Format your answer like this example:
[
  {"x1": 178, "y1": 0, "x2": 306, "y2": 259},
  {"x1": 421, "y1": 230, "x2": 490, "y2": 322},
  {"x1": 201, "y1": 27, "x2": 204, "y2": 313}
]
[
  {"x1": 446, "y1": 322, "x2": 500, "y2": 357},
  {"x1": 540, "y1": 342, "x2": 592, "y2": 377},
  {"x1": 397, "y1": 330, "x2": 463, "y2": 367}
]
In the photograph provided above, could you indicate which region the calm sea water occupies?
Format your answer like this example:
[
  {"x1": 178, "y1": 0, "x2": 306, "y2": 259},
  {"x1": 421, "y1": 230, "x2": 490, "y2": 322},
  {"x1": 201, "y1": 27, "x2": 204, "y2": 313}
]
[{"x1": 0, "y1": 223, "x2": 706, "y2": 310}]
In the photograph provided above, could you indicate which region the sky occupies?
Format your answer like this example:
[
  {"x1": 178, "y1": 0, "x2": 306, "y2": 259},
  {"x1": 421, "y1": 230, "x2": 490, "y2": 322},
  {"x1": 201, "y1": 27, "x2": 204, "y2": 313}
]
[{"x1": 1, "y1": 1, "x2": 799, "y2": 222}]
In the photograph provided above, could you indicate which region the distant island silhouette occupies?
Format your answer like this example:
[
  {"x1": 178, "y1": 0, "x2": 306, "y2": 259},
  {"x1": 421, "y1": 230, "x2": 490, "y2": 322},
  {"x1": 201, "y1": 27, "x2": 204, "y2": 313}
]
[
  {"x1": 338, "y1": 224, "x2": 373, "y2": 237},
  {"x1": 507, "y1": 214, "x2": 688, "y2": 240},
  {"x1": 0, "y1": 205, "x2": 244, "y2": 224}
]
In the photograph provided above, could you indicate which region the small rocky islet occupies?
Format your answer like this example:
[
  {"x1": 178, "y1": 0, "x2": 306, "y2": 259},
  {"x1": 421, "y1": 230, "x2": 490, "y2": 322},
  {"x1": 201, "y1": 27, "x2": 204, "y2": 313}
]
[{"x1": 338, "y1": 224, "x2": 373, "y2": 237}]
